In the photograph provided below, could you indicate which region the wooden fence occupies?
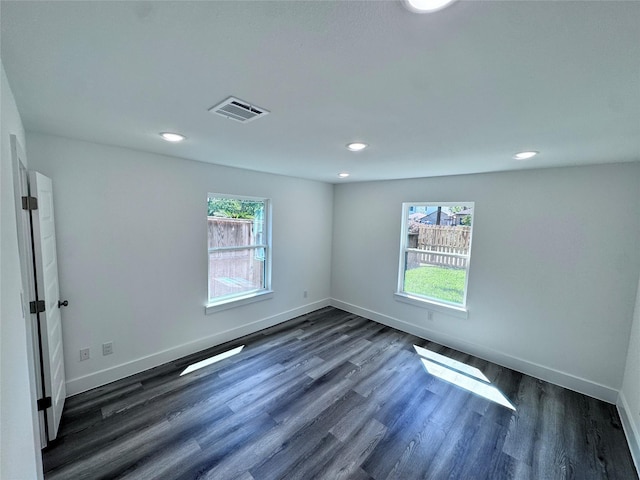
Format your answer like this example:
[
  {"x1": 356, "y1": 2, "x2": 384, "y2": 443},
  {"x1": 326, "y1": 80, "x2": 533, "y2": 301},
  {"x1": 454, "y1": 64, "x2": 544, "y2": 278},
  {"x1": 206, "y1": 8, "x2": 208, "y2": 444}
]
[
  {"x1": 208, "y1": 217, "x2": 263, "y2": 299},
  {"x1": 407, "y1": 225, "x2": 471, "y2": 269},
  {"x1": 208, "y1": 217, "x2": 253, "y2": 249}
]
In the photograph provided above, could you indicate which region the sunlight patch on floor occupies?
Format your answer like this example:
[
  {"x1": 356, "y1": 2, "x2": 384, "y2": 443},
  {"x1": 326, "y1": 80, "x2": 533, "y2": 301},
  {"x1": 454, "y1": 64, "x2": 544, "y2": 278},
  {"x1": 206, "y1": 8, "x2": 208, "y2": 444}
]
[
  {"x1": 413, "y1": 344, "x2": 489, "y2": 382},
  {"x1": 414, "y1": 345, "x2": 515, "y2": 410},
  {"x1": 180, "y1": 345, "x2": 245, "y2": 376}
]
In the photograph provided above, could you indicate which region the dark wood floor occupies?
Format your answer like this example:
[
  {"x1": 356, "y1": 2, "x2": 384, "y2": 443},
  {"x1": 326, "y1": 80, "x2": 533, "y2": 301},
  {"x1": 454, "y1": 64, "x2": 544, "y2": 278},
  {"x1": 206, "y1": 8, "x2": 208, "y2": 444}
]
[{"x1": 43, "y1": 307, "x2": 637, "y2": 479}]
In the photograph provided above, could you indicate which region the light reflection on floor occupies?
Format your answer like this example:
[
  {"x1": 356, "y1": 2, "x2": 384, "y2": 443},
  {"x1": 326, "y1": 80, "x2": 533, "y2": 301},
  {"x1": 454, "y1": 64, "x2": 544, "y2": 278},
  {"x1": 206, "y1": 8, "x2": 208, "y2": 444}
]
[
  {"x1": 413, "y1": 345, "x2": 489, "y2": 382},
  {"x1": 414, "y1": 345, "x2": 515, "y2": 410},
  {"x1": 180, "y1": 345, "x2": 245, "y2": 376}
]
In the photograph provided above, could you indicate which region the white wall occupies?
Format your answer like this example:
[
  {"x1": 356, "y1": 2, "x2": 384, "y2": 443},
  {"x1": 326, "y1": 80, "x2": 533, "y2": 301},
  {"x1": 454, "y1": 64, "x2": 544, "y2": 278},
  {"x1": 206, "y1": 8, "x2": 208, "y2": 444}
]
[
  {"x1": 1, "y1": 62, "x2": 43, "y2": 479},
  {"x1": 8, "y1": 101, "x2": 640, "y2": 475},
  {"x1": 26, "y1": 132, "x2": 334, "y2": 395},
  {"x1": 619, "y1": 268, "x2": 640, "y2": 470},
  {"x1": 331, "y1": 164, "x2": 640, "y2": 403}
]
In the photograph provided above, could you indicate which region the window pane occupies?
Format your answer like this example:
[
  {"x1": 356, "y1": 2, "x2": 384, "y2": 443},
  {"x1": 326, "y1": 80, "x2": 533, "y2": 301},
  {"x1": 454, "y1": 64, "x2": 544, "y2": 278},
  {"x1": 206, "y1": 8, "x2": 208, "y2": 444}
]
[
  {"x1": 208, "y1": 249, "x2": 265, "y2": 300},
  {"x1": 401, "y1": 204, "x2": 473, "y2": 307},
  {"x1": 207, "y1": 195, "x2": 270, "y2": 305},
  {"x1": 207, "y1": 197, "x2": 264, "y2": 247}
]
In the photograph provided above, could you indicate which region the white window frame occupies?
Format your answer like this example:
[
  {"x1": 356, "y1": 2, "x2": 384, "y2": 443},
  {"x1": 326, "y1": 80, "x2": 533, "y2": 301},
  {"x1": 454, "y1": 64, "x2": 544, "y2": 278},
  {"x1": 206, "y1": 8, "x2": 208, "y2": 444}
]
[
  {"x1": 205, "y1": 194, "x2": 272, "y2": 314},
  {"x1": 395, "y1": 202, "x2": 474, "y2": 318}
]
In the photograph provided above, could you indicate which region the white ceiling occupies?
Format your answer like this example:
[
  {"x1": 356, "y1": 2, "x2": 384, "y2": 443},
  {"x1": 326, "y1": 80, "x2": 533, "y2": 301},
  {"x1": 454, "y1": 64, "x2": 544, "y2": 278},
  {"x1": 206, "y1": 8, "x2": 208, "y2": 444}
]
[{"x1": 2, "y1": 0, "x2": 639, "y2": 183}]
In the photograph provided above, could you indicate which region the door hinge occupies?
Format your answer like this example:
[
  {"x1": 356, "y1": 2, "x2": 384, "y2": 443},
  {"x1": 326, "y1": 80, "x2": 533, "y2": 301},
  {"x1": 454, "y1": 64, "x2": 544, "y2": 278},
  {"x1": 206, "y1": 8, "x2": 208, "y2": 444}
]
[
  {"x1": 37, "y1": 397, "x2": 52, "y2": 411},
  {"x1": 30, "y1": 300, "x2": 46, "y2": 314},
  {"x1": 21, "y1": 196, "x2": 38, "y2": 210}
]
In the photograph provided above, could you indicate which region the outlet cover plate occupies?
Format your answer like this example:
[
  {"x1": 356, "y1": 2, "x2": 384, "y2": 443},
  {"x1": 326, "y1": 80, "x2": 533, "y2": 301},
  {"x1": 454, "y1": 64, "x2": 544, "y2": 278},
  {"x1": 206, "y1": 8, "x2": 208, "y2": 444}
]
[{"x1": 102, "y1": 342, "x2": 113, "y2": 356}]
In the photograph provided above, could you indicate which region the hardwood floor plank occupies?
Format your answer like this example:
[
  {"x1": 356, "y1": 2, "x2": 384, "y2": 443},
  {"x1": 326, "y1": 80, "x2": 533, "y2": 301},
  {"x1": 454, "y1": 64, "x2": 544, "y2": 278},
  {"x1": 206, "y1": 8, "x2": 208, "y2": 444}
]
[
  {"x1": 422, "y1": 408, "x2": 485, "y2": 479},
  {"x1": 55, "y1": 406, "x2": 103, "y2": 438},
  {"x1": 529, "y1": 382, "x2": 574, "y2": 480},
  {"x1": 330, "y1": 360, "x2": 423, "y2": 444},
  {"x1": 453, "y1": 418, "x2": 511, "y2": 480},
  {"x1": 115, "y1": 438, "x2": 202, "y2": 480},
  {"x1": 275, "y1": 432, "x2": 345, "y2": 480},
  {"x1": 502, "y1": 375, "x2": 544, "y2": 463},
  {"x1": 46, "y1": 420, "x2": 175, "y2": 480},
  {"x1": 363, "y1": 387, "x2": 441, "y2": 479},
  {"x1": 268, "y1": 370, "x2": 355, "y2": 425},
  {"x1": 486, "y1": 452, "x2": 526, "y2": 480},
  {"x1": 306, "y1": 338, "x2": 372, "y2": 379},
  {"x1": 173, "y1": 412, "x2": 276, "y2": 480},
  {"x1": 196, "y1": 379, "x2": 360, "y2": 479},
  {"x1": 44, "y1": 385, "x2": 233, "y2": 473},
  {"x1": 103, "y1": 361, "x2": 285, "y2": 419},
  {"x1": 225, "y1": 356, "x2": 322, "y2": 413},
  {"x1": 44, "y1": 307, "x2": 638, "y2": 480},
  {"x1": 250, "y1": 390, "x2": 366, "y2": 480},
  {"x1": 62, "y1": 382, "x2": 144, "y2": 418},
  {"x1": 351, "y1": 347, "x2": 414, "y2": 398},
  {"x1": 319, "y1": 418, "x2": 386, "y2": 480},
  {"x1": 587, "y1": 399, "x2": 638, "y2": 478},
  {"x1": 381, "y1": 422, "x2": 447, "y2": 480}
]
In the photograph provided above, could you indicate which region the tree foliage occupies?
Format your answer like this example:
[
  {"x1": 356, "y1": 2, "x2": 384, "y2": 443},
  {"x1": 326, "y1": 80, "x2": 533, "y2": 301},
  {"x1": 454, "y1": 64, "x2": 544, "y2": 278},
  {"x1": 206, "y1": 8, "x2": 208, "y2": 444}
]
[
  {"x1": 208, "y1": 198, "x2": 263, "y2": 219},
  {"x1": 450, "y1": 205, "x2": 472, "y2": 226}
]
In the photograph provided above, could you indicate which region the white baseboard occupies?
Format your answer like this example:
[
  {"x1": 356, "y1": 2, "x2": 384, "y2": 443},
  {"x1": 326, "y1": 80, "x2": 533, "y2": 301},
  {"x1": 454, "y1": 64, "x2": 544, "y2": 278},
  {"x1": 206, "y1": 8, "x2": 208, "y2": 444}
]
[
  {"x1": 618, "y1": 391, "x2": 640, "y2": 475},
  {"x1": 66, "y1": 299, "x2": 331, "y2": 396},
  {"x1": 330, "y1": 299, "x2": 619, "y2": 404},
  {"x1": 67, "y1": 297, "x2": 619, "y2": 403}
]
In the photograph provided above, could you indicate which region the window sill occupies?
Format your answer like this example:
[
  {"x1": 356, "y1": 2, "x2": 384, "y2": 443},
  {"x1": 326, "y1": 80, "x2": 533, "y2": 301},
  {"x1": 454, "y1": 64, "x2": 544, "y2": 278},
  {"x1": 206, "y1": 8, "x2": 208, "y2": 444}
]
[
  {"x1": 205, "y1": 290, "x2": 274, "y2": 315},
  {"x1": 394, "y1": 292, "x2": 469, "y2": 319}
]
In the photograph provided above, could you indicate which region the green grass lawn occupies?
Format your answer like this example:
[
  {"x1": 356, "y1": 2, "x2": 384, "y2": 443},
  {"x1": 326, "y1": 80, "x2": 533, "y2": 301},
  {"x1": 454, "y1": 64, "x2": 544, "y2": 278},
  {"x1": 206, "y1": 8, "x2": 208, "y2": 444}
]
[{"x1": 404, "y1": 265, "x2": 466, "y2": 304}]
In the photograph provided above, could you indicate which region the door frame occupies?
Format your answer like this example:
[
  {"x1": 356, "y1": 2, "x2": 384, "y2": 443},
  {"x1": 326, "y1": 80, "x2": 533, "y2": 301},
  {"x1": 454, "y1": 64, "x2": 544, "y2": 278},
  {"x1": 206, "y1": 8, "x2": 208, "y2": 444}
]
[{"x1": 11, "y1": 134, "x2": 48, "y2": 449}]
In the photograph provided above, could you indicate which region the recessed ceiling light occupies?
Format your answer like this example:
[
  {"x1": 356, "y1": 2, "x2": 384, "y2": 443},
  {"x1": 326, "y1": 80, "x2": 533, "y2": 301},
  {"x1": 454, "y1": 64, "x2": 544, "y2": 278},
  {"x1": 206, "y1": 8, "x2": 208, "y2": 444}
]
[
  {"x1": 513, "y1": 151, "x2": 539, "y2": 160},
  {"x1": 347, "y1": 142, "x2": 368, "y2": 152},
  {"x1": 338, "y1": 172, "x2": 350, "y2": 178},
  {"x1": 403, "y1": 0, "x2": 457, "y2": 13},
  {"x1": 160, "y1": 132, "x2": 186, "y2": 142}
]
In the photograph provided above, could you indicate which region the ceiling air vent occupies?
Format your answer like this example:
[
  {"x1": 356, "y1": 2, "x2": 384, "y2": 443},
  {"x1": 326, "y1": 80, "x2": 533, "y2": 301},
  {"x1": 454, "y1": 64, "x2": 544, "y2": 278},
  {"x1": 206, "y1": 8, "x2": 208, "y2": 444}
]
[{"x1": 209, "y1": 96, "x2": 270, "y2": 123}]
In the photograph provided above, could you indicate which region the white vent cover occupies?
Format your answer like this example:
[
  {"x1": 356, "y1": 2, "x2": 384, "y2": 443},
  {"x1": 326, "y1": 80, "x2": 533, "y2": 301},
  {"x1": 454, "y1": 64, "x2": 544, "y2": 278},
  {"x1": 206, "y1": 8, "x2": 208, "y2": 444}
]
[{"x1": 209, "y1": 96, "x2": 269, "y2": 123}]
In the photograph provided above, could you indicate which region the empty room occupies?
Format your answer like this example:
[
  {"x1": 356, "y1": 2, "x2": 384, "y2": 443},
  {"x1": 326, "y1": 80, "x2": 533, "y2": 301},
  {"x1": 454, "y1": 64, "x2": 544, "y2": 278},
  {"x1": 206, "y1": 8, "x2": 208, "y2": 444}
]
[{"x1": 1, "y1": 1, "x2": 639, "y2": 479}]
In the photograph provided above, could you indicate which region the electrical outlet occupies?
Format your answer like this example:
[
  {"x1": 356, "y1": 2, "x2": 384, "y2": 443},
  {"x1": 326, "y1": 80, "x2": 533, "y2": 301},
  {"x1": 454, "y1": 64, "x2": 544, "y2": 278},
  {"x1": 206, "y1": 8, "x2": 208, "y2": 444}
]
[
  {"x1": 80, "y1": 348, "x2": 90, "y2": 361},
  {"x1": 303, "y1": 290, "x2": 308, "y2": 298},
  {"x1": 102, "y1": 342, "x2": 113, "y2": 356}
]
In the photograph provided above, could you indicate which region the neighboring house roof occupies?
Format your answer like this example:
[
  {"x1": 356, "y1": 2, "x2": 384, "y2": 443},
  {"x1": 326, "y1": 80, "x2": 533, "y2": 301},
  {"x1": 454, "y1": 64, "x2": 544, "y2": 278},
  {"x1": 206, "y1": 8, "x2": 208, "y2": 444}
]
[
  {"x1": 425, "y1": 206, "x2": 454, "y2": 216},
  {"x1": 425, "y1": 212, "x2": 450, "y2": 218}
]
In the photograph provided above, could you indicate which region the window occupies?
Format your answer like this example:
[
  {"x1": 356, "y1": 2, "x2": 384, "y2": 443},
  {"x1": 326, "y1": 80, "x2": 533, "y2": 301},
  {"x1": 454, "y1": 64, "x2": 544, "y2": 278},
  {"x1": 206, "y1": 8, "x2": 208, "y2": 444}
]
[
  {"x1": 206, "y1": 194, "x2": 271, "y2": 311},
  {"x1": 397, "y1": 202, "x2": 474, "y2": 313}
]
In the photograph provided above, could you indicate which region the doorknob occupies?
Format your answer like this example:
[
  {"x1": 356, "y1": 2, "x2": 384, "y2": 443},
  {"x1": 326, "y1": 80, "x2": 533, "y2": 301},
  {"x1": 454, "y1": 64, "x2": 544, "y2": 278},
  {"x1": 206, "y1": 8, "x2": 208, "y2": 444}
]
[{"x1": 58, "y1": 300, "x2": 68, "y2": 308}]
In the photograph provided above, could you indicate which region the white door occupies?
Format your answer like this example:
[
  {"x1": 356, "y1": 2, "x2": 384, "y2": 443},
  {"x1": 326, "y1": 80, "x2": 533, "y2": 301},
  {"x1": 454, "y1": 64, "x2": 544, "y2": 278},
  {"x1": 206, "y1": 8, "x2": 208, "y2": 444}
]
[
  {"x1": 29, "y1": 171, "x2": 66, "y2": 441},
  {"x1": 12, "y1": 135, "x2": 48, "y2": 449}
]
